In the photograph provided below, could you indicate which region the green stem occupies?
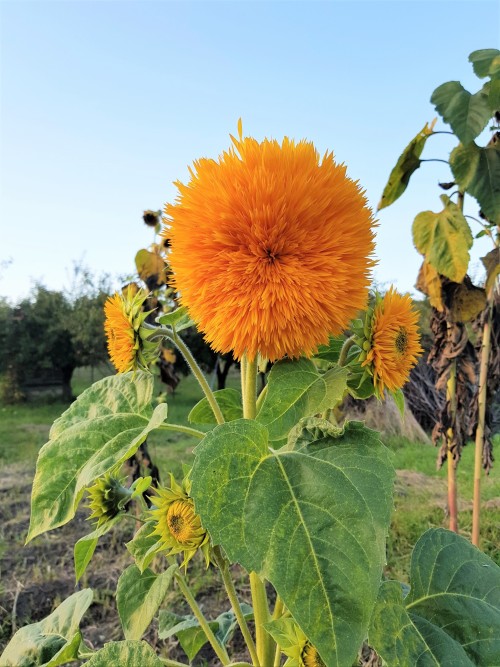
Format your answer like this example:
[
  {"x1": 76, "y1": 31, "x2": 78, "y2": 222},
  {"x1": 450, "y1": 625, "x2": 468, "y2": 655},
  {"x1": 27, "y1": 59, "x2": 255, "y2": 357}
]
[
  {"x1": 272, "y1": 595, "x2": 285, "y2": 667},
  {"x1": 214, "y1": 547, "x2": 259, "y2": 666},
  {"x1": 256, "y1": 383, "x2": 268, "y2": 413},
  {"x1": 157, "y1": 423, "x2": 206, "y2": 439},
  {"x1": 241, "y1": 354, "x2": 274, "y2": 666},
  {"x1": 174, "y1": 570, "x2": 230, "y2": 665},
  {"x1": 159, "y1": 659, "x2": 189, "y2": 667},
  {"x1": 338, "y1": 335, "x2": 356, "y2": 367},
  {"x1": 170, "y1": 330, "x2": 225, "y2": 425}
]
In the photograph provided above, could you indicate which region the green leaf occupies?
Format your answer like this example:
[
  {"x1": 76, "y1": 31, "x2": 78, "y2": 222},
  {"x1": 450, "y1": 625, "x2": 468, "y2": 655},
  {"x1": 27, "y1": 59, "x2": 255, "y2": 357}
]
[
  {"x1": 116, "y1": 564, "x2": 177, "y2": 640},
  {"x1": 431, "y1": 81, "x2": 492, "y2": 144},
  {"x1": 74, "y1": 516, "x2": 121, "y2": 582},
  {"x1": 469, "y1": 48, "x2": 500, "y2": 78},
  {"x1": 82, "y1": 640, "x2": 163, "y2": 666},
  {"x1": 369, "y1": 528, "x2": 500, "y2": 666},
  {"x1": 126, "y1": 522, "x2": 162, "y2": 573},
  {"x1": 158, "y1": 605, "x2": 253, "y2": 662},
  {"x1": 0, "y1": 590, "x2": 93, "y2": 667},
  {"x1": 482, "y1": 247, "x2": 500, "y2": 294},
  {"x1": 313, "y1": 336, "x2": 345, "y2": 363},
  {"x1": 378, "y1": 120, "x2": 436, "y2": 210},
  {"x1": 156, "y1": 305, "x2": 194, "y2": 332},
  {"x1": 489, "y1": 79, "x2": 500, "y2": 112},
  {"x1": 450, "y1": 141, "x2": 500, "y2": 223},
  {"x1": 412, "y1": 195, "x2": 473, "y2": 282},
  {"x1": 28, "y1": 373, "x2": 168, "y2": 541},
  {"x1": 191, "y1": 419, "x2": 394, "y2": 667},
  {"x1": 189, "y1": 388, "x2": 243, "y2": 424},
  {"x1": 256, "y1": 358, "x2": 348, "y2": 441}
]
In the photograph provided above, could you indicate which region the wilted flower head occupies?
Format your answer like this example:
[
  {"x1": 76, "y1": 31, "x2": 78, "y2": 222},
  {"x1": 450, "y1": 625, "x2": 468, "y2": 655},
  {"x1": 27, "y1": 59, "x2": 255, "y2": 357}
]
[
  {"x1": 164, "y1": 122, "x2": 376, "y2": 361},
  {"x1": 104, "y1": 285, "x2": 159, "y2": 373},
  {"x1": 143, "y1": 209, "x2": 160, "y2": 227},
  {"x1": 86, "y1": 473, "x2": 131, "y2": 527},
  {"x1": 360, "y1": 287, "x2": 422, "y2": 396},
  {"x1": 148, "y1": 473, "x2": 211, "y2": 569}
]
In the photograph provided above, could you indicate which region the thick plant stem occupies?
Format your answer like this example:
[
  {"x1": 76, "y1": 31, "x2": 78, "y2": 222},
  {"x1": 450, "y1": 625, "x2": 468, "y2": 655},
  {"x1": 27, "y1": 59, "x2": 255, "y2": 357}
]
[
  {"x1": 241, "y1": 354, "x2": 274, "y2": 667},
  {"x1": 174, "y1": 571, "x2": 230, "y2": 665},
  {"x1": 170, "y1": 331, "x2": 225, "y2": 425},
  {"x1": 214, "y1": 547, "x2": 259, "y2": 666},
  {"x1": 472, "y1": 287, "x2": 494, "y2": 547},
  {"x1": 446, "y1": 360, "x2": 458, "y2": 533}
]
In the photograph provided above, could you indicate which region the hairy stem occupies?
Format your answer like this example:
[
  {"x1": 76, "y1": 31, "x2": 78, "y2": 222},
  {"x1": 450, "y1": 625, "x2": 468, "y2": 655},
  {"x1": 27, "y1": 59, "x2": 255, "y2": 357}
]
[
  {"x1": 338, "y1": 335, "x2": 356, "y2": 367},
  {"x1": 174, "y1": 570, "x2": 230, "y2": 665},
  {"x1": 214, "y1": 547, "x2": 259, "y2": 666}
]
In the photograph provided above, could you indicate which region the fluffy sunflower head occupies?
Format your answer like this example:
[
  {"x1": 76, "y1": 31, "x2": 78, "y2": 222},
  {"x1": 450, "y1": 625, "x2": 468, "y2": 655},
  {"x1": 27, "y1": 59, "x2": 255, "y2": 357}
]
[
  {"x1": 86, "y1": 473, "x2": 131, "y2": 527},
  {"x1": 163, "y1": 123, "x2": 376, "y2": 361},
  {"x1": 361, "y1": 287, "x2": 423, "y2": 396},
  {"x1": 104, "y1": 285, "x2": 159, "y2": 373},
  {"x1": 148, "y1": 474, "x2": 211, "y2": 569}
]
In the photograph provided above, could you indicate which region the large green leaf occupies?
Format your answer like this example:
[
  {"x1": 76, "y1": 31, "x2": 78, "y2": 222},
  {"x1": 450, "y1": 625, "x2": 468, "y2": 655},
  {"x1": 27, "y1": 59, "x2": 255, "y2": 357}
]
[
  {"x1": 189, "y1": 388, "x2": 242, "y2": 424},
  {"x1": 82, "y1": 641, "x2": 163, "y2": 666},
  {"x1": 256, "y1": 358, "x2": 348, "y2": 441},
  {"x1": 0, "y1": 589, "x2": 93, "y2": 667},
  {"x1": 126, "y1": 522, "x2": 162, "y2": 573},
  {"x1": 431, "y1": 81, "x2": 492, "y2": 144},
  {"x1": 450, "y1": 141, "x2": 500, "y2": 223},
  {"x1": 74, "y1": 516, "x2": 121, "y2": 582},
  {"x1": 412, "y1": 194, "x2": 472, "y2": 282},
  {"x1": 116, "y1": 564, "x2": 177, "y2": 640},
  {"x1": 378, "y1": 120, "x2": 436, "y2": 210},
  {"x1": 158, "y1": 605, "x2": 253, "y2": 662},
  {"x1": 28, "y1": 373, "x2": 168, "y2": 541},
  {"x1": 191, "y1": 418, "x2": 394, "y2": 667},
  {"x1": 469, "y1": 48, "x2": 500, "y2": 79},
  {"x1": 369, "y1": 528, "x2": 500, "y2": 665}
]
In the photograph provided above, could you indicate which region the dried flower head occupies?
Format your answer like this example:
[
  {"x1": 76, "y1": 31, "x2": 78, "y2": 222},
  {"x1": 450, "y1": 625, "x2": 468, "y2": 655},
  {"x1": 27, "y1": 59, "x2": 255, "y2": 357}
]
[
  {"x1": 143, "y1": 209, "x2": 159, "y2": 227},
  {"x1": 104, "y1": 285, "x2": 159, "y2": 373},
  {"x1": 361, "y1": 287, "x2": 422, "y2": 396},
  {"x1": 149, "y1": 474, "x2": 211, "y2": 569},
  {"x1": 164, "y1": 122, "x2": 376, "y2": 361}
]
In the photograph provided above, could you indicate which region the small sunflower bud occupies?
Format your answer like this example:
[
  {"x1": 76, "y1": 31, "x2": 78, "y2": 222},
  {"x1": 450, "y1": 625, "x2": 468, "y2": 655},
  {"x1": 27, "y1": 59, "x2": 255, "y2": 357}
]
[{"x1": 86, "y1": 474, "x2": 132, "y2": 527}]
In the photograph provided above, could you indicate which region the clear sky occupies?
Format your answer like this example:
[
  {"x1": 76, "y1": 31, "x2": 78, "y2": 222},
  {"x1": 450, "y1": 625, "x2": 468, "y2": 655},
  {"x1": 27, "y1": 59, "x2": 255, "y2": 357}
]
[{"x1": 1, "y1": 0, "x2": 499, "y2": 302}]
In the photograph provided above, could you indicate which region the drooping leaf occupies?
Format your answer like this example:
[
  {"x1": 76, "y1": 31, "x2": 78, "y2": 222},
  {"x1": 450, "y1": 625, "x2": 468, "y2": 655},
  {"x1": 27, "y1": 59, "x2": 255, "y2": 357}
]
[
  {"x1": 412, "y1": 195, "x2": 473, "y2": 282},
  {"x1": 189, "y1": 388, "x2": 243, "y2": 424},
  {"x1": 482, "y1": 247, "x2": 500, "y2": 294},
  {"x1": 0, "y1": 590, "x2": 93, "y2": 667},
  {"x1": 469, "y1": 48, "x2": 500, "y2": 79},
  {"x1": 28, "y1": 373, "x2": 168, "y2": 541},
  {"x1": 116, "y1": 564, "x2": 177, "y2": 640},
  {"x1": 82, "y1": 640, "x2": 163, "y2": 666},
  {"x1": 369, "y1": 528, "x2": 500, "y2": 666},
  {"x1": 191, "y1": 418, "x2": 394, "y2": 667},
  {"x1": 256, "y1": 358, "x2": 348, "y2": 441},
  {"x1": 158, "y1": 605, "x2": 253, "y2": 662},
  {"x1": 74, "y1": 515, "x2": 122, "y2": 582},
  {"x1": 126, "y1": 522, "x2": 162, "y2": 573},
  {"x1": 415, "y1": 260, "x2": 444, "y2": 311},
  {"x1": 431, "y1": 81, "x2": 492, "y2": 144},
  {"x1": 450, "y1": 140, "x2": 500, "y2": 223},
  {"x1": 378, "y1": 120, "x2": 436, "y2": 210},
  {"x1": 445, "y1": 279, "x2": 486, "y2": 323},
  {"x1": 135, "y1": 249, "x2": 167, "y2": 289},
  {"x1": 156, "y1": 306, "x2": 194, "y2": 332}
]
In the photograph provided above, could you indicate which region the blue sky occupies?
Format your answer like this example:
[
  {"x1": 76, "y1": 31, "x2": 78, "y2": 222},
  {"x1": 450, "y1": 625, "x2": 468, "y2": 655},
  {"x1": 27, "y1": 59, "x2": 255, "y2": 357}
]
[{"x1": 1, "y1": 0, "x2": 499, "y2": 302}]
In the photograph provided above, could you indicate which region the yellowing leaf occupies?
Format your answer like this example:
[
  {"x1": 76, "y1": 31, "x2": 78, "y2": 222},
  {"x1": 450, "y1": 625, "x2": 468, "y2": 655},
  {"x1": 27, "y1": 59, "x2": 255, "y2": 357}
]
[
  {"x1": 135, "y1": 249, "x2": 167, "y2": 289},
  {"x1": 378, "y1": 120, "x2": 436, "y2": 211},
  {"x1": 415, "y1": 261, "x2": 444, "y2": 311},
  {"x1": 482, "y1": 247, "x2": 500, "y2": 294},
  {"x1": 445, "y1": 279, "x2": 486, "y2": 323},
  {"x1": 412, "y1": 195, "x2": 472, "y2": 283}
]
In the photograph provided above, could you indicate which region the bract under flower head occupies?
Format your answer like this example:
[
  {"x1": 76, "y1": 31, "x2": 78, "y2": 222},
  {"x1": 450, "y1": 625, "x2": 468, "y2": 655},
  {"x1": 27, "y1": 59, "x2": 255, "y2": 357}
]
[
  {"x1": 361, "y1": 287, "x2": 423, "y2": 396},
  {"x1": 104, "y1": 285, "x2": 159, "y2": 373},
  {"x1": 266, "y1": 617, "x2": 325, "y2": 667},
  {"x1": 148, "y1": 473, "x2": 211, "y2": 569},
  {"x1": 164, "y1": 122, "x2": 376, "y2": 361},
  {"x1": 86, "y1": 473, "x2": 131, "y2": 527}
]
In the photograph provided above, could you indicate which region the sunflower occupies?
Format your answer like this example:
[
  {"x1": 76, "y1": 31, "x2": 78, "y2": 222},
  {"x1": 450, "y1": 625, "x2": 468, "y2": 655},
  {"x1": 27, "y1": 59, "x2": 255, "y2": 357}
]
[
  {"x1": 104, "y1": 285, "x2": 159, "y2": 373},
  {"x1": 86, "y1": 473, "x2": 131, "y2": 527},
  {"x1": 148, "y1": 474, "x2": 211, "y2": 569},
  {"x1": 163, "y1": 122, "x2": 376, "y2": 361},
  {"x1": 361, "y1": 287, "x2": 422, "y2": 396}
]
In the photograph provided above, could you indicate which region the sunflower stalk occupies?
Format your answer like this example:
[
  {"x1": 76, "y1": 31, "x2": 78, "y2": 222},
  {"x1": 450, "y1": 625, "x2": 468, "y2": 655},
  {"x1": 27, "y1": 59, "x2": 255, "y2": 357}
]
[
  {"x1": 241, "y1": 354, "x2": 275, "y2": 667},
  {"x1": 446, "y1": 359, "x2": 458, "y2": 533},
  {"x1": 338, "y1": 334, "x2": 356, "y2": 367}
]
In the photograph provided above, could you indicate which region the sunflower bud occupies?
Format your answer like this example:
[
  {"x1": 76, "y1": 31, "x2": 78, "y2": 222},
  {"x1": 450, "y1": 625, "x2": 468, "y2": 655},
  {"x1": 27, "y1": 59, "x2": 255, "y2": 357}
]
[
  {"x1": 86, "y1": 474, "x2": 132, "y2": 527},
  {"x1": 265, "y1": 616, "x2": 325, "y2": 667},
  {"x1": 148, "y1": 473, "x2": 211, "y2": 569}
]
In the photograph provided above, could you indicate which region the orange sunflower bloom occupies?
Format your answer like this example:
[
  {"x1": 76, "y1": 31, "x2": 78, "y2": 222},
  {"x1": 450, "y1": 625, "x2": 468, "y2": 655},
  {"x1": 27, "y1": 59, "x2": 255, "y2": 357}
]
[
  {"x1": 104, "y1": 286, "x2": 159, "y2": 373},
  {"x1": 362, "y1": 288, "x2": 422, "y2": 395},
  {"x1": 163, "y1": 124, "x2": 376, "y2": 361}
]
